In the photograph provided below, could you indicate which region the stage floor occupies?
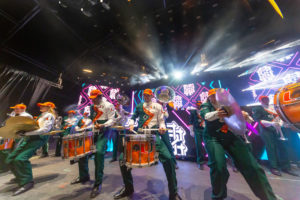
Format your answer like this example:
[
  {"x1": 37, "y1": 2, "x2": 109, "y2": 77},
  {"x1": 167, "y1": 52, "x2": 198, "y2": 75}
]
[{"x1": 1, "y1": 153, "x2": 300, "y2": 200}]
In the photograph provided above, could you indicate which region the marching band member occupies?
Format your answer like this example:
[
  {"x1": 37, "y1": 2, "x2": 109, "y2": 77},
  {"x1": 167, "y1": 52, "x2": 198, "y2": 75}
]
[
  {"x1": 75, "y1": 112, "x2": 93, "y2": 131},
  {"x1": 189, "y1": 100, "x2": 206, "y2": 170},
  {"x1": 55, "y1": 110, "x2": 78, "y2": 157},
  {"x1": 252, "y1": 96, "x2": 299, "y2": 176},
  {"x1": 110, "y1": 102, "x2": 129, "y2": 163},
  {"x1": 5, "y1": 102, "x2": 56, "y2": 196},
  {"x1": 0, "y1": 104, "x2": 32, "y2": 174},
  {"x1": 158, "y1": 100, "x2": 179, "y2": 169},
  {"x1": 200, "y1": 89, "x2": 276, "y2": 200},
  {"x1": 113, "y1": 89, "x2": 182, "y2": 200},
  {"x1": 70, "y1": 89, "x2": 115, "y2": 199}
]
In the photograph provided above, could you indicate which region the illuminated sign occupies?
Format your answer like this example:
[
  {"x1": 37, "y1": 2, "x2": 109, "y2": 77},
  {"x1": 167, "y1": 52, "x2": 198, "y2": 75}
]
[{"x1": 167, "y1": 121, "x2": 188, "y2": 156}]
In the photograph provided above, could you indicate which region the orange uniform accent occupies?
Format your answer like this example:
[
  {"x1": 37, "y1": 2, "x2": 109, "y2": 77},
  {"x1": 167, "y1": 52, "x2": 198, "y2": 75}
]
[
  {"x1": 37, "y1": 102, "x2": 56, "y2": 108},
  {"x1": 92, "y1": 106, "x2": 103, "y2": 123},
  {"x1": 68, "y1": 110, "x2": 76, "y2": 114},
  {"x1": 208, "y1": 88, "x2": 218, "y2": 97},
  {"x1": 220, "y1": 124, "x2": 228, "y2": 134},
  {"x1": 142, "y1": 106, "x2": 154, "y2": 127},
  {"x1": 89, "y1": 89, "x2": 102, "y2": 99},
  {"x1": 143, "y1": 89, "x2": 153, "y2": 96}
]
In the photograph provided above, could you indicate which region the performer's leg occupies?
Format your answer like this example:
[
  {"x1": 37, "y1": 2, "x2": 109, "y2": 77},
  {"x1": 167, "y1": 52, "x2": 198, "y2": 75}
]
[
  {"x1": 55, "y1": 136, "x2": 62, "y2": 156},
  {"x1": 6, "y1": 138, "x2": 45, "y2": 186},
  {"x1": 226, "y1": 135, "x2": 276, "y2": 200},
  {"x1": 0, "y1": 150, "x2": 10, "y2": 173},
  {"x1": 155, "y1": 134, "x2": 178, "y2": 198},
  {"x1": 160, "y1": 132, "x2": 177, "y2": 165},
  {"x1": 259, "y1": 127, "x2": 280, "y2": 170},
  {"x1": 41, "y1": 142, "x2": 49, "y2": 157},
  {"x1": 119, "y1": 152, "x2": 134, "y2": 189},
  {"x1": 112, "y1": 130, "x2": 119, "y2": 161},
  {"x1": 194, "y1": 129, "x2": 206, "y2": 165},
  {"x1": 78, "y1": 156, "x2": 90, "y2": 180},
  {"x1": 204, "y1": 138, "x2": 229, "y2": 200},
  {"x1": 94, "y1": 134, "x2": 108, "y2": 186}
]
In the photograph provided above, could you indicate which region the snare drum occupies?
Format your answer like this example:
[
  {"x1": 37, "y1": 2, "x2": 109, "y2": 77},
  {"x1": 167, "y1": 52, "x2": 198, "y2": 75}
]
[
  {"x1": 123, "y1": 134, "x2": 158, "y2": 168},
  {"x1": 0, "y1": 138, "x2": 14, "y2": 151},
  {"x1": 274, "y1": 82, "x2": 300, "y2": 131},
  {"x1": 62, "y1": 132, "x2": 96, "y2": 161}
]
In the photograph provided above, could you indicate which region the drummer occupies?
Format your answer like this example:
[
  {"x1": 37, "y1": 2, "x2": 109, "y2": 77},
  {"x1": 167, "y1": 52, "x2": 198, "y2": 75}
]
[
  {"x1": 157, "y1": 99, "x2": 179, "y2": 169},
  {"x1": 189, "y1": 100, "x2": 206, "y2": 170},
  {"x1": 55, "y1": 110, "x2": 78, "y2": 157},
  {"x1": 113, "y1": 89, "x2": 182, "y2": 200},
  {"x1": 70, "y1": 89, "x2": 115, "y2": 199},
  {"x1": 252, "y1": 96, "x2": 299, "y2": 176},
  {"x1": 0, "y1": 104, "x2": 32, "y2": 174},
  {"x1": 75, "y1": 112, "x2": 93, "y2": 131},
  {"x1": 5, "y1": 102, "x2": 56, "y2": 196},
  {"x1": 200, "y1": 89, "x2": 277, "y2": 200},
  {"x1": 110, "y1": 102, "x2": 130, "y2": 163}
]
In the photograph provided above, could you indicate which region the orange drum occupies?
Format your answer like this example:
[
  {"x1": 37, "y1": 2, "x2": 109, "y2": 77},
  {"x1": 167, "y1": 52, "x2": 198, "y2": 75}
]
[
  {"x1": 274, "y1": 82, "x2": 300, "y2": 131},
  {"x1": 0, "y1": 138, "x2": 14, "y2": 151},
  {"x1": 62, "y1": 132, "x2": 95, "y2": 161},
  {"x1": 124, "y1": 134, "x2": 158, "y2": 168}
]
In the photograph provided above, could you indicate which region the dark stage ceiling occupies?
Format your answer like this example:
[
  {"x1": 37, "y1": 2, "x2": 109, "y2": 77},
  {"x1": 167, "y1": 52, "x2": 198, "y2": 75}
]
[{"x1": 0, "y1": 0, "x2": 299, "y2": 88}]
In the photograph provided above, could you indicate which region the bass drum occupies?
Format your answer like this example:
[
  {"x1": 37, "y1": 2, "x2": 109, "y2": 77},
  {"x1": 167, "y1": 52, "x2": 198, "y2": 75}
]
[{"x1": 274, "y1": 82, "x2": 300, "y2": 131}]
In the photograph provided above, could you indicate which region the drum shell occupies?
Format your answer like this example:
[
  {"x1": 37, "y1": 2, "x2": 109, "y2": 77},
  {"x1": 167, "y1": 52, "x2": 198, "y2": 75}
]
[
  {"x1": 274, "y1": 82, "x2": 300, "y2": 130},
  {"x1": 124, "y1": 134, "x2": 158, "y2": 168},
  {"x1": 62, "y1": 132, "x2": 95, "y2": 160}
]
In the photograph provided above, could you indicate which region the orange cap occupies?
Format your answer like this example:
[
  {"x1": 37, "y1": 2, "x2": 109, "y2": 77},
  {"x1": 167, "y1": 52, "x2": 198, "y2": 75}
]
[
  {"x1": 89, "y1": 89, "x2": 102, "y2": 99},
  {"x1": 83, "y1": 112, "x2": 89, "y2": 116},
  {"x1": 37, "y1": 102, "x2": 56, "y2": 108},
  {"x1": 208, "y1": 88, "x2": 218, "y2": 97},
  {"x1": 259, "y1": 95, "x2": 269, "y2": 102},
  {"x1": 10, "y1": 104, "x2": 26, "y2": 109},
  {"x1": 68, "y1": 110, "x2": 76, "y2": 114},
  {"x1": 143, "y1": 89, "x2": 153, "y2": 96},
  {"x1": 196, "y1": 101, "x2": 202, "y2": 106}
]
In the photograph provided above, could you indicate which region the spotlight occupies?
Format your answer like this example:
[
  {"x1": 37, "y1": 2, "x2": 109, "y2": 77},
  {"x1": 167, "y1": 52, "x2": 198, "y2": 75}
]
[
  {"x1": 80, "y1": 8, "x2": 84, "y2": 12},
  {"x1": 83, "y1": 69, "x2": 93, "y2": 73},
  {"x1": 164, "y1": 75, "x2": 168, "y2": 79},
  {"x1": 173, "y1": 71, "x2": 183, "y2": 79}
]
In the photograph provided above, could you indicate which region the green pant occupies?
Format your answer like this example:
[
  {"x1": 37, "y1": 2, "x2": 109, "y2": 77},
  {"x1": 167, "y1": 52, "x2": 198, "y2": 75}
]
[
  {"x1": 259, "y1": 125, "x2": 290, "y2": 170},
  {"x1": 5, "y1": 136, "x2": 47, "y2": 186},
  {"x1": 55, "y1": 129, "x2": 70, "y2": 156},
  {"x1": 194, "y1": 128, "x2": 206, "y2": 164},
  {"x1": 0, "y1": 150, "x2": 10, "y2": 173},
  {"x1": 161, "y1": 131, "x2": 177, "y2": 165},
  {"x1": 119, "y1": 133, "x2": 178, "y2": 198},
  {"x1": 112, "y1": 130, "x2": 119, "y2": 160},
  {"x1": 78, "y1": 133, "x2": 108, "y2": 186},
  {"x1": 42, "y1": 142, "x2": 49, "y2": 156},
  {"x1": 204, "y1": 133, "x2": 276, "y2": 200}
]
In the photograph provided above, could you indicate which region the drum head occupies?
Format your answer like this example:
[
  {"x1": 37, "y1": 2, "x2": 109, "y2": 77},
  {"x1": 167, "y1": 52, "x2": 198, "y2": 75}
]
[{"x1": 216, "y1": 88, "x2": 246, "y2": 136}]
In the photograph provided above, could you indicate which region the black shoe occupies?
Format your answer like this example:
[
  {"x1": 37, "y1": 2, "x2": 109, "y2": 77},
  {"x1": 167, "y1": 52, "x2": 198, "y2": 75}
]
[
  {"x1": 282, "y1": 169, "x2": 299, "y2": 177},
  {"x1": 110, "y1": 158, "x2": 117, "y2": 163},
  {"x1": 113, "y1": 186, "x2": 134, "y2": 199},
  {"x1": 40, "y1": 154, "x2": 49, "y2": 158},
  {"x1": 270, "y1": 168, "x2": 282, "y2": 176},
  {"x1": 6, "y1": 178, "x2": 17, "y2": 184},
  {"x1": 169, "y1": 193, "x2": 182, "y2": 200},
  {"x1": 198, "y1": 164, "x2": 204, "y2": 170},
  {"x1": 70, "y1": 176, "x2": 90, "y2": 185},
  {"x1": 175, "y1": 164, "x2": 179, "y2": 170},
  {"x1": 13, "y1": 181, "x2": 34, "y2": 196},
  {"x1": 90, "y1": 184, "x2": 102, "y2": 199}
]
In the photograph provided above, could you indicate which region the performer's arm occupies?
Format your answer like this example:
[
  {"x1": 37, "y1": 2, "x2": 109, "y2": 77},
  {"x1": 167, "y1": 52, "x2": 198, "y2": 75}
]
[
  {"x1": 200, "y1": 105, "x2": 219, "y2": 121},
  {"x1": 103, "y1": 104, "x2": 116, "y2": 127},
  {"x1": 158, "y1": 105, "x2": 166, "y2": 130},
  {"x1": 25, "y1": 114, "x2": 55, "y2": 136},
  {"x1": 129, "y1": 107, "x2": 139, "y2": 126}
]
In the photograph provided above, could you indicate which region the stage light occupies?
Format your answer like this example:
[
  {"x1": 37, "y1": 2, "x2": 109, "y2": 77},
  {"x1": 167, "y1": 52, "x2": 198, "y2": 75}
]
[
  {"x1": 173, "y1": 71, "x2": 183, "y2": 79},
  {"x1": 80, "y1": 8, "x2": 84, "y2": 12},
  {"x1": 83, "y1": 69, "x2": 93, "y2": 73},
  {"x1": 164, "y1": 75, "x2": 168, "y2": 79}
]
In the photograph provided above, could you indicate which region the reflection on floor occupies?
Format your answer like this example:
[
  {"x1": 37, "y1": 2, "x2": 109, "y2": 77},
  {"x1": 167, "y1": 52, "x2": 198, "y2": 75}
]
[{"x1": 1, "y1": 152, "x2": 300, "y2": 200}]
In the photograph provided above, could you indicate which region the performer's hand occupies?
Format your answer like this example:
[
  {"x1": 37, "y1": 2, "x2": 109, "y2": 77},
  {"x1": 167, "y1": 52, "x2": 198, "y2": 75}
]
[
  {"x1": 217, "y1": 108, "x2": 228, "y2": 118},
  {"x1": 158, "y1": 127, "x2": 166, "y2": 134},
  {"x1": 129, "y1": 125, "x2": 134, "y2": 132},
  {"x1": 95, "y1": 124, "x2": 104, "y2": 129},
  {"x1": 190, "y1": 129, "x2": 195, "y2": 137}
]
